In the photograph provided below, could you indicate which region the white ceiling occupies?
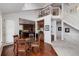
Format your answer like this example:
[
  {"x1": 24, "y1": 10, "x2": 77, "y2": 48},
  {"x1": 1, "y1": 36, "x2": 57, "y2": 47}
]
[
  {"x1": 0, "y1": 3, "x2": 24, "y2": 14},
  {"x1": 22, "y1": 3, "x2": 50, "y2": 10},
  {"x1": 0, "y1": 3, "x2": 50, "y2": 14},
  {"x1": 0, "y1": 3, "x2": 79, "y2": 15}
]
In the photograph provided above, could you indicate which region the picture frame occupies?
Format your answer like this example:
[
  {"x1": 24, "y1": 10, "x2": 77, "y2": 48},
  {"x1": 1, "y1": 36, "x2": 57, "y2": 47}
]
[
  {"x1": 65, "y1": 28, "x2": 70, "y2": 33},
  {"x1": 45, "y1": 25, "x2": 49, "y2": 31},
  {"x1": 58, "y1": 27, "x2": 62, "y2": 31}
]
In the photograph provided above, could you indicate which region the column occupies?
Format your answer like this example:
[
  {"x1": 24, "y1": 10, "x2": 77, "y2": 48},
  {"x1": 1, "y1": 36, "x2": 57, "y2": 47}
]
[{"x1": 61, "y1": 20, "x2": 64, "y2": 40}]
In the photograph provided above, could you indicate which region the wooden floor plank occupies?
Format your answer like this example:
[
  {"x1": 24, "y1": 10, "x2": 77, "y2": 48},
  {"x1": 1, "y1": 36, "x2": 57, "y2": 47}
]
[{"x1": 1, "y1": 43, "x2": 57, "y2": 56}]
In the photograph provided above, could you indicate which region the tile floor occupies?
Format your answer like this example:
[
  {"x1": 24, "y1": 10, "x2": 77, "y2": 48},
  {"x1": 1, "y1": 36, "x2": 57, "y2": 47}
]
[{"x1": 51, "y1": 39, "x2": 79, "y2": 56}]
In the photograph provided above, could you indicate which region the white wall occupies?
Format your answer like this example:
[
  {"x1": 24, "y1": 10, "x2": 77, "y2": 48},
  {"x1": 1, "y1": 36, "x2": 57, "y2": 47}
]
[
  {"x1": 35, "y1": 15, "x2": 52, "y2": 44},
  {"x1": 5, "y1": 20, "x2": 15, "y2": 44},
  {"x1": 3, "y1": 10, "x2": 40, "y2": 44},
  {"x1": 64, "y1": 23, "x2": 79, "y2": 45},
  {"x1": 3, "y1": 10, "x2": 40, "y2": 21},
  {"x1": 44, "y1": 15, "x2": 51, "y2": 44},
  {"x1": 63, "y1": 12, "x2": 79, "y2": 30},
  {"x1": 56, "y1": 21, "x2": 61, "y2": 40},
  {"x1": 51, "y1": 20, "x2": 55, "y2": 34},
  {"x1": 51, "y1": 19, "x2": 57, "y2": 41},
  {"x1": 2, "y1": 18, "x2": 6, "y2": 44},
  {"x1": 0, "y1": 11, "x2": 2, "y2": 47}
]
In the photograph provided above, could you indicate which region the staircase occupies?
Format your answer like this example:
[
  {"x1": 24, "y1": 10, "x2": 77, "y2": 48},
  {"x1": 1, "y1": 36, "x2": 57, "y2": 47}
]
[{"x1": 62, "y1": 11, "x2": 79, "y2": 31}]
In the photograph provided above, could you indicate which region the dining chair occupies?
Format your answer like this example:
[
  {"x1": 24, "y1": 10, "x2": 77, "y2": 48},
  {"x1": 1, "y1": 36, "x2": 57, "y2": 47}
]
[
  {"x1": 17, "y1": 39, "x2": 29, "y2": 56},
  {"x1": 31, "y1": 42, "x2": 39, "y2": 53},
  {"x1": 30, "y1": 34, "x2": 39, "y2": 53},
  {"x1": 13, "y1": 35, "x2": 19, "y2": 56},
  {"x1": 29, "y1": 34, "x2": 35, "y2": 42},
  {"x1": 38, "y1": 31, "x2": 44, "y2": 52}
]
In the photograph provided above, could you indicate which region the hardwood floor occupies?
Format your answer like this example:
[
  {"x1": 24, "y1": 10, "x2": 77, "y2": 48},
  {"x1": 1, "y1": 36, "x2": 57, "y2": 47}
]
[{"x1": 1, "y1": 43, "x2": 58, "y2": 56}]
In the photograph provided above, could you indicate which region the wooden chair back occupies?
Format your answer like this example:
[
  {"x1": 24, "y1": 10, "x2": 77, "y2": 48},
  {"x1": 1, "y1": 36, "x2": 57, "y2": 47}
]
[
  {"x1": 13, "y1": 35, "x2": 19, "y2": 55},
  {"x1": 17, "y1": 39, "x2": 28, "y2": 56},
  {"x1": 38, "y1": 31, "x2": 44, "y2": 50}
]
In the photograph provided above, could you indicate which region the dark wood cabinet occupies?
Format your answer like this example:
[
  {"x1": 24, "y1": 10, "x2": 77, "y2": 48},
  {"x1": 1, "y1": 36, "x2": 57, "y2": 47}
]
[
  {"x1": 19, "y1": 24, "x2": 35, "y2": 38},
  {"x1": 37, "y1": 20, "x2": 44, "y2": 29},
  {"x1": 23, "y1": 24, "x2": 35, "y2": 32}
]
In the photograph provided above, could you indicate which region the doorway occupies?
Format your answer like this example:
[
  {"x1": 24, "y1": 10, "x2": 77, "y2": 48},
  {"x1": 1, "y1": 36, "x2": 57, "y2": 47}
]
[{"x1": 19, "y1": 18, "x2": 35, "y2": 39}]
